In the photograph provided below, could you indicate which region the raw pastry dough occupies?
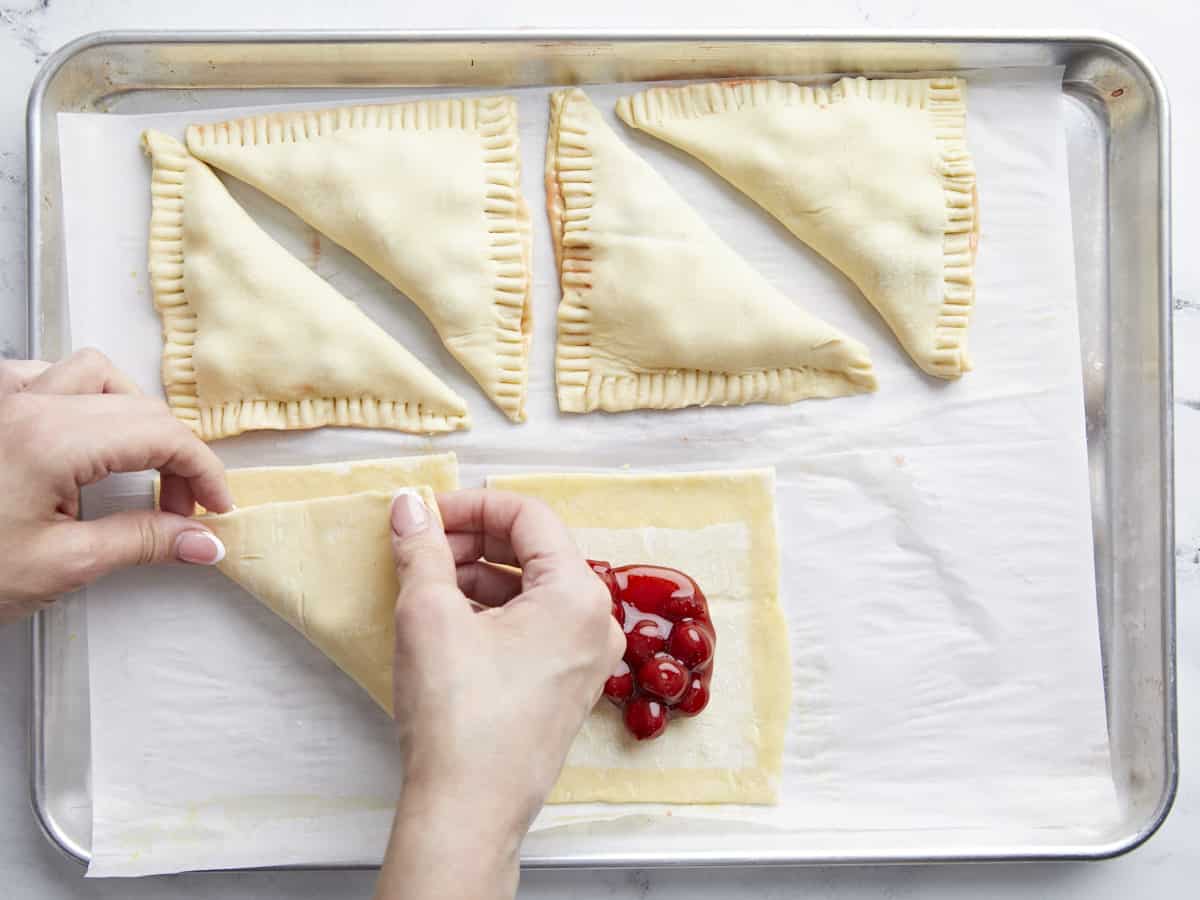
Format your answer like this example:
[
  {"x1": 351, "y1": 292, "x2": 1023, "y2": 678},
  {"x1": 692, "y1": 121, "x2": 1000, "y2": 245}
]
[
  {"x1": 143, "y1": 131, "x2": 469, "y2": 441},
  {"x1": 156, "y1": 452, "x2": 460, "y2": 514},
  {"x1": 489, "y1": 469, "x2": 790, "y2": 804},
  {"x1": 546, "y1": 89, "x2": 877, "y2": 414},
  {"x1": 207, "y1": 489, "x2": 439, "y2": 715},
  {"x1": 617, "y1": 78, "x2": 978, "y2": 379},
  {"x1": 186, "y1": 97, "x2": 533, "y2": 421}
]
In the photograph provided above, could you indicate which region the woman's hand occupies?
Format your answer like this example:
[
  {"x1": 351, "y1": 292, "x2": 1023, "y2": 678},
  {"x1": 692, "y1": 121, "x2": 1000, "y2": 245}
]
[
  {"x1": 0, "y1": 349, "x2": 234, "y2": 624},
  {"x1": 376, "y1": 488, "x2": 624, "y2": 900}
]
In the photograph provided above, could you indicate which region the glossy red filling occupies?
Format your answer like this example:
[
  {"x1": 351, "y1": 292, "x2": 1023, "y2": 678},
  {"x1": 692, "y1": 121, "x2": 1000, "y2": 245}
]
[{"x1": 589, "y1": 560, "x2": 715, "y2": 741}]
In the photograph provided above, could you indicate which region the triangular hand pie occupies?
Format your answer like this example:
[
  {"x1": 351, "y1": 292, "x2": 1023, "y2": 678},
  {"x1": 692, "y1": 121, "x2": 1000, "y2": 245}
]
[
  {"x1": 143, "y1": 131, "x2": 469, "y2": 440},
  {"x1": 617, "y1": 78, "x2": 978, "y2": 379},
  {"x1": 207, "y1": 489, "x2": 433, "y2": 715},
  {"x1": 546, "y1": 89, "x2": 876, "y2": 414},
  {"x1": 186, "y1": 97, "x2": 532, "y2": 421}
]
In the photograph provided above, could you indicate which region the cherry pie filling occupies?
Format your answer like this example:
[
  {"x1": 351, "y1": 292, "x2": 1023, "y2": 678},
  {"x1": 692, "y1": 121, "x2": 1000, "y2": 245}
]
[{"x1": 589, "y1": 560, "x2": 716, "y2": 741}]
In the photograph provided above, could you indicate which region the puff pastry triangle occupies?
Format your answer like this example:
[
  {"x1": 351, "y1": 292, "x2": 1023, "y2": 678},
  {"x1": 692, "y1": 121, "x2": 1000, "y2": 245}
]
[
  {"x1": 143, "y1": 131, "x2": 469, "y2": 440},
  {"x1": 617, "y1": 78, "x2": 978, "y2": 379},
  {"x1": 547, "y1": 89, "x2": 876, "y2": 413},
  {"x1": 207, "y1": 489, "x2": 433, "y2": 715},
  {"x1": 186, "y1": 98, "x2": 532, "y2": 421}
]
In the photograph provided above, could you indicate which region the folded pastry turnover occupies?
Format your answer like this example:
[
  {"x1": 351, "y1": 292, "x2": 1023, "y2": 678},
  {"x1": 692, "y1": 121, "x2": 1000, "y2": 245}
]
[
  {"x1": 618, "y1": 78, "x2": 978, "y2": 379},
  {"x1": 143, "y1": 131, "x2": 469, "y2": 440},
  {"x1": 208, "y1": 489, "x2": 433, "y2": 714},
  {"x1": 546, "y1": 89, "x2": 877, "y2": 414},
  {"x1": 186, "y1": 97, "x2": 532, "y2": 421}
]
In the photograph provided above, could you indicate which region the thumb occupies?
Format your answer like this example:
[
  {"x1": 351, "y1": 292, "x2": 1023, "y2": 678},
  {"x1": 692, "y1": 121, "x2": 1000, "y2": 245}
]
[
  {"x1": 57, "y1": 511, "x2": 225, "y2": 588},
  {"x1": 390, "y1": 489, "x2": 458, "y2": 603}
]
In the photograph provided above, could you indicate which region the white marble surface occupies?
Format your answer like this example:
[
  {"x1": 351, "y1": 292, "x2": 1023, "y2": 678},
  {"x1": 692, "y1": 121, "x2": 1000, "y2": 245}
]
[{"x1": 0, "y1": 1, "x2": 1195, "y2": 897}]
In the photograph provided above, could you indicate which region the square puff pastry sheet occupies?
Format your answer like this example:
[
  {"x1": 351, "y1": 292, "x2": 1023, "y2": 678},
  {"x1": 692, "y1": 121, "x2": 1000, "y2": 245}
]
[
  {"x1": 546, "y1": 88, "x2": 877, "y2": 415},
  {"x1": 186, "y1": 97, "x2": 533, "y2": 422},
  {"x1": 490, "y1": 468, "x2": 791, "y2": 805},
  {"x1": 142, "y1": 131, "x2": 469, "y2": 441},
  {"x1": 618, "y1": 78, "x2": 978, "y2": 379}
]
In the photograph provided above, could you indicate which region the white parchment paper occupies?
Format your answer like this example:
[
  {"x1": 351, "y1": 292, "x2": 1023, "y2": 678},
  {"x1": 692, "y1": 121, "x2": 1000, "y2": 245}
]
[{"x1": 56, "y1": 67, "x2": 1118, "y2": 877}]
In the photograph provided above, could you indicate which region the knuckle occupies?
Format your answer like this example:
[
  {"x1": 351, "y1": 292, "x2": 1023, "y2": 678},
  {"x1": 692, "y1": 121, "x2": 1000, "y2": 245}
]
[
  {"x1": 527, "y1": 497, "x2": 573, "y2": 532},
  {"x1": 522, "y1": 496, "x2": 555, "y2": 518},
  {"x1": 392, "y1": 534, "x2": 440, "y2": 568},
  {"x1": 72, "y1": 346, "x2": 111, "y2": 370},
  {"x1": 513, "y1": 493, "x2": 565, "y2": 527},
  {"x1": 522, "y1": 547, "x2": 585, "y2": 590},
  {"x1": 135, "y1": 518, "x2": 165, "y2": 566},
  {"x1": 575, "y1": 566, "x2": 611, "y2": 612},
  {"x1": 565, "y1": 572, "x2": 618, "y2": 636}
]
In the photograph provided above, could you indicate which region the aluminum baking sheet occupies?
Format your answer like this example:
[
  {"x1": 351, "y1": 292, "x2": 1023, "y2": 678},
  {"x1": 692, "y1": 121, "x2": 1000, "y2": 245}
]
[{"x1": 26, "y1": 31, "x2": 1175, "y2": 870}]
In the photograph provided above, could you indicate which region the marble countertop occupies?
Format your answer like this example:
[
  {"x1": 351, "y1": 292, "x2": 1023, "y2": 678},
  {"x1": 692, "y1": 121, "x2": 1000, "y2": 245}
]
[{"x1": 0, "y1": 1, "x2": 1195, "y2": 897}]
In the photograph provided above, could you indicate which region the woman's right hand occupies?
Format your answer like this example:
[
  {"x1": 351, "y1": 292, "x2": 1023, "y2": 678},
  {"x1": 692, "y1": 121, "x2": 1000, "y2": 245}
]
[{"x1": 376, "y1": 488, "x2": 624, "y2": 900}]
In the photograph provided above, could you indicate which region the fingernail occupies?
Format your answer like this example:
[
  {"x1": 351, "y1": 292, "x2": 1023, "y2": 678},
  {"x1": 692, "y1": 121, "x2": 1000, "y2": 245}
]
[
  {"x1": 391, "y1": 488, "x2": 429, "y2": 538},
  {"x1": 175, "y1": 530, "x2": 225, "y2": 565}
]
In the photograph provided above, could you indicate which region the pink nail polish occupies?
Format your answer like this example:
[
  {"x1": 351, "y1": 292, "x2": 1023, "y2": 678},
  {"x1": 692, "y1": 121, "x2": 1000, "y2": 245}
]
[
  {"x1": 176, "y1": 531, "x2": 225, "y2": 565},
  {"x1": 391, "y1": 489, "x2": 429, "y2": 537}
]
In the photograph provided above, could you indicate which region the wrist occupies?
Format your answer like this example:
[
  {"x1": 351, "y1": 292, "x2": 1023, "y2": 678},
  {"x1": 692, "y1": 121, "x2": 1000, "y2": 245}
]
[
  {"x1": 381, "y1": 776, "x2": 524, "y2": 900},
  {"x1": 399, "y1": 765, "x2": 534, "y2": 851}
]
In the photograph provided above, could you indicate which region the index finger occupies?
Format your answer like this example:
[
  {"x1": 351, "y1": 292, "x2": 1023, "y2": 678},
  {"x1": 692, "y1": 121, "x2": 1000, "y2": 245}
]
[
  {"x1": 435, "y1": 489, "x2": 586, "y2": 587},
  {"x1": 53, "y1": 395, "x2": 234, "y2": 515},
  {"x1": 26, "y1": 348, "x2": 141, "y2": 396},
  {"x1": 113, "y1": 410, "x2": 234, "y2": 515}
]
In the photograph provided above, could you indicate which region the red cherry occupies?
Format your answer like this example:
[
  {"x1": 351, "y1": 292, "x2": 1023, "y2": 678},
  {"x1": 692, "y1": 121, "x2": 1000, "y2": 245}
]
[
  {"x1": 615, "y1": 566, "x2": 708, "y2": 622},
  {"x1": 658, "y1": 578, "x2": 707, "y2": 622},
  {"x1": 624, "y1": 697, "x2": 668, "y2": 740},
  {"x1": 615, "y1": 568, "x2": 678, "y2": 618},
  {"x1": 675, "y1": 677, "x2": 710, "y2": 716},
  {"x1": 603, "y1": 660, "x2": 634, "y2": 704},
  {"x1": 665, "y1": 591, "x2": 708, "y2": 622},
  {"x1": 637, "y1": 655, "x2": 688, "y2": 703},
  {"x1": 623, "y1": 619, "x2": 667, "y2": 669},
  {"x1": 668, "y1": 620, "x2": 714, "y2": 670}
]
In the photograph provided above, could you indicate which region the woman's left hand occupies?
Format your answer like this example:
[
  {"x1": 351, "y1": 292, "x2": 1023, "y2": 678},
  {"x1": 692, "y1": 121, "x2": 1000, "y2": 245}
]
[{"x1": 0, "y1": 349, "x2": 234, "y2": 625}]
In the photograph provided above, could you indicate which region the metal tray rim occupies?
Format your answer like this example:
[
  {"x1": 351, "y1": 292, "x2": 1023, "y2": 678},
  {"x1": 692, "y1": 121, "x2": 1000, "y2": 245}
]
[{"x1": 25, "y1": 27, "x2": 1176, "y2": 872}]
